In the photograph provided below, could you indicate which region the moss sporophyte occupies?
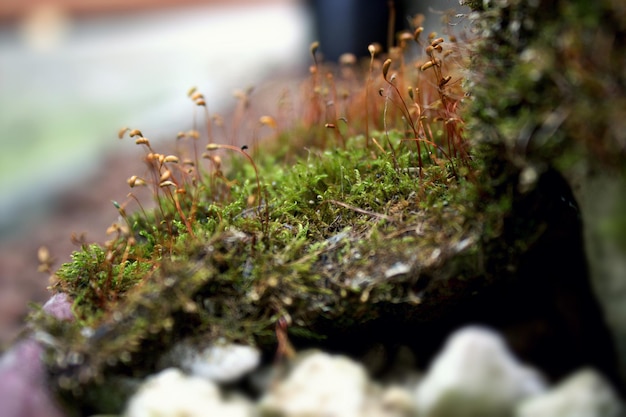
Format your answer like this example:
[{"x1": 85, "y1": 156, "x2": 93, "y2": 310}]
[{"x1": 28, "y1": 14, "x2": 521, "y2": 413}]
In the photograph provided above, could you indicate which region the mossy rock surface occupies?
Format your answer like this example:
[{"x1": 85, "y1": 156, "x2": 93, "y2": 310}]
[{"x1": 463, "y1": 0, "x2": 626, "y2": 388}]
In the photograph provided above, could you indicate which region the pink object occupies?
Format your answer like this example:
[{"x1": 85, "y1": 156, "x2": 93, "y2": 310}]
[
  {"x1": 42, "y1": 293, "x2": 74, "y2": 321},
  {"x1": 0, "y1": 292, "x2": 74, "y2": 417}
]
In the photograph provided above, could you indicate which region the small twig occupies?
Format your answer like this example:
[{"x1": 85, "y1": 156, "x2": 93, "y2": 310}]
[{"x1": 324, "y1": 199, "x2": 392, "y2": 221}]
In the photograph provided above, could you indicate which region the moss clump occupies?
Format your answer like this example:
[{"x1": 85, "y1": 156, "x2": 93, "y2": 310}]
[
  {"x1": 41, "y1": 126, "x2": 490, "y2": 411},
  {"x1": 19, "y1": 19, "x2": 492, "y2": 411}
]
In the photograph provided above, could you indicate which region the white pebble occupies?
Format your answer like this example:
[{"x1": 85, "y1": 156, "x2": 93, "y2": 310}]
[
  {"x1": 414, "y1": 326, "x2": 546, "y2": 417},
  {"x1": 124, "y1": 368, "x2": 252, "y2": 417},
  {"x1": 515, "y1": 368, "x2": 624, "y2": 417},
  {"x1": 259, "y1": 351, "x2": 369, "y2": 417},
  {"x1": 163, "y1": 341, "x2": 261, "y2": 383},
  {"x1": 185, "y1": 343, "x2": 261, "y2": 383},
  {"x1": 377, "y1": 385, "x2": 417, "y2": 416}
]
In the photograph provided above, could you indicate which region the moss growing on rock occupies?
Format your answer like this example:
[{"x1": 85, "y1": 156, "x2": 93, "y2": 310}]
[
  {"x1": 20, "y1": 7, "x2": 624, "y2": 414},
  {"x1": 41, "y1": 132, "x2": 490, "y2": 412}
]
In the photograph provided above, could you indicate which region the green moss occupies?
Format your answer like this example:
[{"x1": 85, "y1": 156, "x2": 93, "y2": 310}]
[{"x1": 34, "y1": 124, "x2": 497, "y2": 410}]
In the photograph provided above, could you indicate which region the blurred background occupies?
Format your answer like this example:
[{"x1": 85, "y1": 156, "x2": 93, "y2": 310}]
[
  {"x1": 0, "y1": 0, "x2": 310, "y2": 239},
  {"x1": 0, "y1": 0, "x2": 465, "y2": 345}
]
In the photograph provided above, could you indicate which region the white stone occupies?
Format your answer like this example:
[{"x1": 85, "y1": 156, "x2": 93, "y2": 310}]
[
  {"x1": 162, "y1": 340, "x2": 261, "y2": 383},
  {"x1": 376, "y1": 385, "x2": 417, "y2": 417},
  {"x1": 259, "y1": 351, "x2": 370, "y2": 417},
  {"x1": 414, "y1": 326, "x2": 546, "y2": 417},
  {"x1": 515, "y1": 368, "x2": 624, "y2": 417},
  {"x1": 185, "y1": 343, "x2": 261, "y2": 383},
  {"x1": 124, "y1": 368, "x2": 251, "y2": 417}
]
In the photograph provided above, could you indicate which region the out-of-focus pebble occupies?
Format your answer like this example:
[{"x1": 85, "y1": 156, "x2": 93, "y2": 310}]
[
  {"x1": 414, "y1": 325, "x2": 547, "y2": 417},
  {"x1": 124, "y1": 367, "x2": 252, "y2": 417},
  {"x1": 515, "y1": 367, "x2": 624, "y2": 417}
]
